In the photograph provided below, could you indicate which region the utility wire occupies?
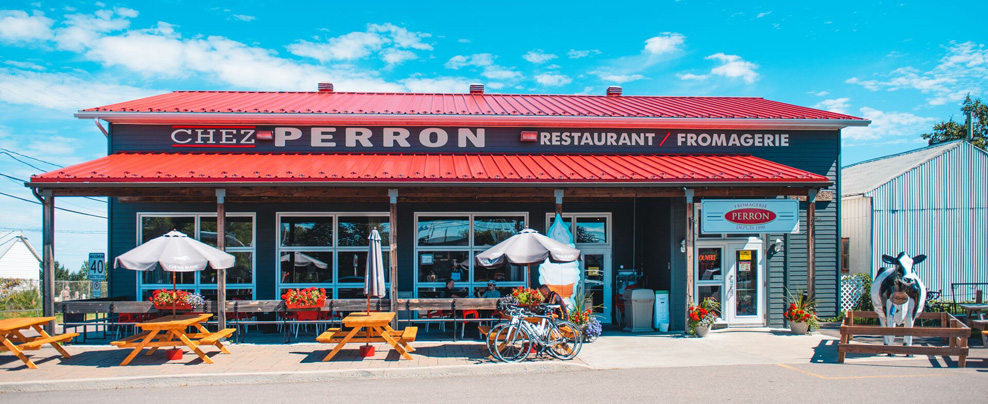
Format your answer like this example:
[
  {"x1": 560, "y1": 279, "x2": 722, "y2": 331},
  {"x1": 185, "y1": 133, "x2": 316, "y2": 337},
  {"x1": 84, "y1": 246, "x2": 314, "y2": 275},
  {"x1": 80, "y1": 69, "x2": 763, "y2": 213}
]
[
  {"x1": 0, "y1": 147, "x2": 63, "y2": 168},
  {"x1": 0, "y1": 191, "x2": 107, "y2": 219},
  {"x1": 0, "y1": 151, "x2": 48, "y2": 171}
]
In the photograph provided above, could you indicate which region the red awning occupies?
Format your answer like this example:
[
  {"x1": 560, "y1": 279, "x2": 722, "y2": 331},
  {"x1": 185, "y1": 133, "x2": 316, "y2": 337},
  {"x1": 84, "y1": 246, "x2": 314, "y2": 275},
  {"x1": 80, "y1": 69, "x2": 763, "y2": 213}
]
[{"x1": 30, "y1": 153, "x2": 829, "y2": 186}]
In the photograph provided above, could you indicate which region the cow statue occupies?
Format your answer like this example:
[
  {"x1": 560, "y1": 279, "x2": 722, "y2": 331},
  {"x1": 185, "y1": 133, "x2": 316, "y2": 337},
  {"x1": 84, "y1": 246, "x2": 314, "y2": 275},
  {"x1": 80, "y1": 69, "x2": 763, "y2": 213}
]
[{"x1": 870, "y1": 252, "x2": 927, "y2": 347}]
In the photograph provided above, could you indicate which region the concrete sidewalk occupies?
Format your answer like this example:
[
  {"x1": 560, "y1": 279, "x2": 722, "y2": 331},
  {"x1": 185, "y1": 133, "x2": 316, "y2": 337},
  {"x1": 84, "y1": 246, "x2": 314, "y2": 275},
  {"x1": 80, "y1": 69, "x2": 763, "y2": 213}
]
[{"x1": 2, "y1": 327, "x2": 982, "y2": 392}]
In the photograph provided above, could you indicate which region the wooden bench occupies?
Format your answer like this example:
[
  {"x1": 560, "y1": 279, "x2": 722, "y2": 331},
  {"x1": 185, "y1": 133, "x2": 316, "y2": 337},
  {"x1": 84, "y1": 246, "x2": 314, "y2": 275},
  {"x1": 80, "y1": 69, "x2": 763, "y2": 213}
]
[
  {"x1": 198, "y1": 328, "x2": 237, "y2": 345},
  {"x1": 15, "y1": 333, "x2": 79, "y2": 350},
  {"x1": 972, "y1": 320, "x2": 988, "y2": 347},
  {"x1": 316, "y1": 326, "x2": 417, "y2": 352}
]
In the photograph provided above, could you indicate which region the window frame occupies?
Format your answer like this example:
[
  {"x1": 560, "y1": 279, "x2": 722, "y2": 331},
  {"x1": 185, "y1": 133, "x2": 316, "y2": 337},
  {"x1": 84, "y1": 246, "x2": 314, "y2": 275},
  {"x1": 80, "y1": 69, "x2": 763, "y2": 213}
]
[
  {"x1": 135, "y1": 212, "x2": 256, "y2": 299},
  {"x1": 275, "y1": 212, "x2": 391, "y2": 299},
  {"x1": 413, "y1": 212, "x2": 529, "y2": 297}
]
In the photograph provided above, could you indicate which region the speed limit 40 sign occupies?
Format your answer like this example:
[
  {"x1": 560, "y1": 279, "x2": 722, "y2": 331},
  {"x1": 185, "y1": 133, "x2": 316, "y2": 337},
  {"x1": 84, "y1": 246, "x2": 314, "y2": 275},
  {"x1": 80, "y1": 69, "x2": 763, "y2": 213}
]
[{"x1": 88, "y1": 253, "x2": 106, "y2": 281}]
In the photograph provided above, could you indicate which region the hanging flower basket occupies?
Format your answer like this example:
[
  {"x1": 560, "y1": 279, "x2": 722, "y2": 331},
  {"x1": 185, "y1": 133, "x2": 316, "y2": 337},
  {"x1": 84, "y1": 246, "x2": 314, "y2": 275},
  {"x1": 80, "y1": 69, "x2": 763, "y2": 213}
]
[{"x1": 282, "y1": 288, "x2": 327, "y2": 309}]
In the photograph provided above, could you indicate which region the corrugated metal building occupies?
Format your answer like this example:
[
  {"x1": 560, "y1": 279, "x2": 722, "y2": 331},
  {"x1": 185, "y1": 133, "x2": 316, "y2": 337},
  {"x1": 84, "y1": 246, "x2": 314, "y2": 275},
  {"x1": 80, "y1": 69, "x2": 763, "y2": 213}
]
[
  {"x1": 841, "y1": 140, "x2": 988, "y2": 295},
  {"x1": 0, "y1": 231, "x2": 41, "y2": 281}
]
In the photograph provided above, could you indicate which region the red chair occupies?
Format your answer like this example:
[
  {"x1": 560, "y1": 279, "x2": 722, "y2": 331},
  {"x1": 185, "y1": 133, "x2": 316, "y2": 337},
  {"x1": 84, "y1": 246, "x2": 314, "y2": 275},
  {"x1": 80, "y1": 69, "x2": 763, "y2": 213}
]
[{"x1": 461, "y1": 310, "x2": 479, "y2": 339}]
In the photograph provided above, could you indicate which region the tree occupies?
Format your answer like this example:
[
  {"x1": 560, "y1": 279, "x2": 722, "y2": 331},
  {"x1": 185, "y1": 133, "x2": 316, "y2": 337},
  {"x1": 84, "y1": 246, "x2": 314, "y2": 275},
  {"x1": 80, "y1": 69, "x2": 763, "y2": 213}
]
[
  {"x1": 51, "y1": 261, "x2": 85, "y2": 281},
  {"x1": 922, "y1": 95, "x2": 987, "y2": 149}
]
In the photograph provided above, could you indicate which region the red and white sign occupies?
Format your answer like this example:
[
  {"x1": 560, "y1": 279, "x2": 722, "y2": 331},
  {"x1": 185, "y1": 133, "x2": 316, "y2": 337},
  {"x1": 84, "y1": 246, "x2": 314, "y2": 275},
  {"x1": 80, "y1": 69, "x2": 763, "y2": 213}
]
[
  {"x1": 701, "y1": 199, "x2": 799, "y2": 234},
  {"x1": 724, "y1": 208, "x2": 777, "y2": 225}
]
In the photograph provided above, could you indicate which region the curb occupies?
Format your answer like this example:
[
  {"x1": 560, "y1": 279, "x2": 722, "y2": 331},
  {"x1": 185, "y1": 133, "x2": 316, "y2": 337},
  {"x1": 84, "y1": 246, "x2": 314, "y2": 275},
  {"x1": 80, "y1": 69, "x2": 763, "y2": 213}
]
[{"x1": 0, "y1": 361, "x2": 590, "y2": 393}]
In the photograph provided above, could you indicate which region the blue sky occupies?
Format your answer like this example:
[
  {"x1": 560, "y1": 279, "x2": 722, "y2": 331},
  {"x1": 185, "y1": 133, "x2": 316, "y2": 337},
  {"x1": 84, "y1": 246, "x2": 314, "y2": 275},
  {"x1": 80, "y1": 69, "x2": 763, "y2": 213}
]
[{"x1": 0, "y1": 0, "x2": 985, "y2": 269}]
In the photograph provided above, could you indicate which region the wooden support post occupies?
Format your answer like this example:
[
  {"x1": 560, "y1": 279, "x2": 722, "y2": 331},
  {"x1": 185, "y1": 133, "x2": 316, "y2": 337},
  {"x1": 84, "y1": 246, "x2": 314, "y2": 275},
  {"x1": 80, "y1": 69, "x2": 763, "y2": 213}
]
[
  {"x1": 806, "y1": 189, "x2": 817, "y2": 299},
  {"x1": 216, "y1": 189, "x2": 227, "y2": 332},
  {"x1": 388, "y1": 189, "x2": 398, "y2": 328},
  {"x1": 40, "y1": 189, "x2": 56, "y2": 334},
  {"x1": 554, "y1": 189, "x2": 564, "y2": 215},
  {"x1": 685, "y1": 189, "x2": 695, "y2": 307}
]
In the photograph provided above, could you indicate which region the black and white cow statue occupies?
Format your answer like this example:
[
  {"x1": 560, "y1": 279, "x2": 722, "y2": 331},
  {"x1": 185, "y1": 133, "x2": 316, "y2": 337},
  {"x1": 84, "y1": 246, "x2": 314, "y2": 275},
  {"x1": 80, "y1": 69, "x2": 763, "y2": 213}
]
[{"x1": 871, "y1": 252, "x2": 927, "y2": 346}]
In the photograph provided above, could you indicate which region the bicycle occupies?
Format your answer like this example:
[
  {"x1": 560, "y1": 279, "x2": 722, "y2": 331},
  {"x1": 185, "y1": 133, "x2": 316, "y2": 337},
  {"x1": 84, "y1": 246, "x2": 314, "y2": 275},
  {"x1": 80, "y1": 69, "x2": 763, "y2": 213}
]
[{"x1": 487, "y1": 303, "x2": 582, "y2": 362}]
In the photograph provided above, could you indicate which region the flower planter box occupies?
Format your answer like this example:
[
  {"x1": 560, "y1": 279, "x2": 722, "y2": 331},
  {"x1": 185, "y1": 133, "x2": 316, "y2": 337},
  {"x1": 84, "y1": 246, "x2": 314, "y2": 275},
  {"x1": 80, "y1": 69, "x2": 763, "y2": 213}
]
[
  {"x1": 154, "y1": 303, "x2": 193, "y2": 311},
  {"x1": 285, "y1": 299, "x2": 325, "y2": 310}
]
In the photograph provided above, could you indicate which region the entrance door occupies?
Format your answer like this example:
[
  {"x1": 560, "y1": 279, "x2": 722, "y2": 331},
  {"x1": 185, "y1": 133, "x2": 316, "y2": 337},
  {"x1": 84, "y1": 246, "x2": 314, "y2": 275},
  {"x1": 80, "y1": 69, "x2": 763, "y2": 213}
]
[
  {"x1": 580, "y1": 249, "x2": 611, "y2": 324},
  {"x1": 546, "y1": 214, "x2": 612, "y2": 324},
  {"x1": 696, "y1": 238, "x2": 764, "y2": 325}
]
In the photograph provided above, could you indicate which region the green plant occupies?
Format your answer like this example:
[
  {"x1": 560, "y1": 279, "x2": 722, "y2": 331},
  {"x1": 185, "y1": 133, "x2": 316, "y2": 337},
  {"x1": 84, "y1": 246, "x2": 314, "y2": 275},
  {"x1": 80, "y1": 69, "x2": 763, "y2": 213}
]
[
  {"x1": 687, "y1": 298, "x2": 719, "y2": 336},
  {"x1": 784, "y1": 289, "x2": 819, "y2": 332}
]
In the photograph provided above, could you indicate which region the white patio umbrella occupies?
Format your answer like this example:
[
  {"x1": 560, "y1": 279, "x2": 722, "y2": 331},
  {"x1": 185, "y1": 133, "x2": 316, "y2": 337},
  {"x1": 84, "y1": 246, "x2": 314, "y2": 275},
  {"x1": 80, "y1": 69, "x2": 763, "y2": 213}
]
[
  {"x1": 364, "y1": 228, "x2": 386, "y2": 313},
  {"x1": 114, "y1": 230, "x2": 235, "y2": 315},
  {"x1": 475, "y1": 228, "x2": 582, "y2": 286}
]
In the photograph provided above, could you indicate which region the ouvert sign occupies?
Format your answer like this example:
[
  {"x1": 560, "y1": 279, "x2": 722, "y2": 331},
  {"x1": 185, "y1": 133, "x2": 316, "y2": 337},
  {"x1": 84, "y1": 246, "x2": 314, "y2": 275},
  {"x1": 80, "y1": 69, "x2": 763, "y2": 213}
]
[{"x1": 700, "y1": 199, "x2": 800, "y2": 234}]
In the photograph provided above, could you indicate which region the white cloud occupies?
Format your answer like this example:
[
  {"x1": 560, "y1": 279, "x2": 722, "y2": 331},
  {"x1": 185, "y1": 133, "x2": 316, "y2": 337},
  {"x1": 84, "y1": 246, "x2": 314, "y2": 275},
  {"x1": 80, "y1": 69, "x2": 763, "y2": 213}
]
[
  {"x1": 707, "y1": 53, "x2": 759, "y2": 83},
  {"x1": 534, "y1": 73, "x2": 571, "y2": 87},
  {"x1": 812, "y1": 97, "x2": 851, "y2": 114},
  {"x1": 481, "y1": 66, "x2": 521, "y2": 80},
  {"x1": 4, "y1": 60, "x2": 45, "y2": 70},
  {"x1": 523, "y1": 49, "x2": 557, "y2": 64},
  {"x1": 54, "y1": 9, "x2": 132, "y2": 51},
  {"x1": 114, "y1": 7, "x2": 138, "y2": 18},
  {"x1": 676, "y1": 53, "x2": 759, "y2": 84},
  {"x1": 809, "y1": 90, "x2": 830, "y2": 96},
  {"x1": 287, "y1": 23, "x2": 431, "y2": 65},
  {"x1": 756, "y1": 11, "x2": 772, "y2": 18},
  {"x1": 401, "y1": 77, "x2": 471, "y2": 93},
  {"x1": 0, "y1": 10, "x2": 54, "y2": 43},
  {"x1": 289, "y1": 31, "x2": 387, "y2": 61},
  {"x1": 369, "y1": 23, "x2": 432, "y2": 50},
  {"x1": 0, "y1": 68, "x2": 160, "y2": 113},
  {"x1": 457, "y1": 38, "x2": 470, "y2": 43},
  {"x1": 381, "y1": 48, "x2": 417, "y2": 65},
  {"x1": 677, "y1": 73, "x2": 708, "y2": 81},
  {"x1": 595, "y1": 72, "x2": 644, "y2": 83},
  {"x1": 841, "y1": 107, "x2": 934, "y2": 142},
  {"x1": 445, "y1": 53, "x2": 493, "y2": 69},
  {"x1": 568, "y1": 49, "x2": 600, "y2": 59},
  {"x1": 643, "y1": 33, "x2": 685, "y2": 55},
  {"x1": 232, "y1": 14, "x2": 255, "y2": 22},
  {"x1": 846, "y1": 41, "x2": 988, "y2": 106}
]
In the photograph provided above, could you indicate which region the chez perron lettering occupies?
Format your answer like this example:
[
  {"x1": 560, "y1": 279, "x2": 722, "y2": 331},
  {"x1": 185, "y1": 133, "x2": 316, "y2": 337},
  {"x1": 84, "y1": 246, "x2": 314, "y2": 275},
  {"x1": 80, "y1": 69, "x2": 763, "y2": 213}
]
[{"x1": 168, "y1": 126, "x2": 791, "y2": 149}]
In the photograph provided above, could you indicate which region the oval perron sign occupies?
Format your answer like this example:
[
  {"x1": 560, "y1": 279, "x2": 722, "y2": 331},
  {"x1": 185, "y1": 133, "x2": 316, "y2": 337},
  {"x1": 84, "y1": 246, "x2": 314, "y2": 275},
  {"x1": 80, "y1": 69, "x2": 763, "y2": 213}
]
[{"x1": 724, "y1": 208, "x2": 777, "y2": 225}]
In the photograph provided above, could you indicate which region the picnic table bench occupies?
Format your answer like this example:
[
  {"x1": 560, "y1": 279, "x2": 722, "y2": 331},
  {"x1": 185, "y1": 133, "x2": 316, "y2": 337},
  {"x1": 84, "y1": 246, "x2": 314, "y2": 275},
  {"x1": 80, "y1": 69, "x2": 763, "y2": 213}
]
[
  {"x1": 0, "y1": 316, "x2": 78, "y2": 369},
  {"x1": 317, "y1": 312, "x2": 416, "y2": 361},
  {"x1": 110, "y1": 313, "x2": 236, "y2": 365}
]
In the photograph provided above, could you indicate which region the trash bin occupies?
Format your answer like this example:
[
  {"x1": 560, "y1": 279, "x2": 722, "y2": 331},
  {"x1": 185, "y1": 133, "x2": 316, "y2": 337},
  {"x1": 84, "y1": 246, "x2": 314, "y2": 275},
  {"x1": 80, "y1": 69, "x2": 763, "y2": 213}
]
[
  {"x1": 625, "y1": 288, "x2": 655, "y2": 332},
  {"x1": 653, "y1": 290, "x2": 670, "y2": 332}
]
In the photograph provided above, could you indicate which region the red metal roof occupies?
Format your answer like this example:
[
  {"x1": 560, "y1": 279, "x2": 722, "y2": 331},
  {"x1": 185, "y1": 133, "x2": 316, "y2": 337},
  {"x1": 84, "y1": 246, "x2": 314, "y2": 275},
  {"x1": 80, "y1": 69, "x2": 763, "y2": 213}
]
[
  {"x1": 81, "y1": 91, "x2": 863, "y2": 121},
  {"x1": 31, "y1": 153, "x2": 830, "y2": 185}
]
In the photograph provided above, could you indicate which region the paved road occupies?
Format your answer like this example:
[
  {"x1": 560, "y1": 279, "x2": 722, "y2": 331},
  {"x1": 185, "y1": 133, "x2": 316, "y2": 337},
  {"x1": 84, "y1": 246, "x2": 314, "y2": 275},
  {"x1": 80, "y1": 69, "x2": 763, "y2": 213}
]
[{"x1": 4, "y1": 361, "x2": 987, "y2": 403}]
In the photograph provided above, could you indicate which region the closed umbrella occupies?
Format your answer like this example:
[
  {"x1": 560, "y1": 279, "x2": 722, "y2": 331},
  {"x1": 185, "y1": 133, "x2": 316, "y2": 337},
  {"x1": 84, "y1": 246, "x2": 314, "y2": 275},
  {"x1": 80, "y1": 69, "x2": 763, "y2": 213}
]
[
  {"x1": 364, "y1": 228, "x2": 386, "y2": 313},
  {"x1": 115, "y1": 230, "x2": 235, "y2": 315},
  {"x1": 476, "y1": 228, "x2": 582, "y2": 287}
]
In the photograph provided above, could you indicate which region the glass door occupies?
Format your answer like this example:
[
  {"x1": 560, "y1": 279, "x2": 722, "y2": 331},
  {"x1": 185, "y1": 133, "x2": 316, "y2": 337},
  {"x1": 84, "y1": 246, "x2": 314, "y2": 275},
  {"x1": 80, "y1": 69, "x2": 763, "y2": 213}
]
[
  {"x1": 580, "y1": 250, "x2": 611, "y2": 324},
  {"x1": 695, "y1": 238, "x2": 764, "y2": 325}
]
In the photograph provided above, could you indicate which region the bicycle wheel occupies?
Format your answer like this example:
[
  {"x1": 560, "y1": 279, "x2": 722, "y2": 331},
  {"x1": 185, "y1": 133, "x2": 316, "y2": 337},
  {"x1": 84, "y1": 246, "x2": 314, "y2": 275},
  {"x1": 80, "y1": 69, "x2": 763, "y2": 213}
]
[
  {"x1": 546, "y1": 320, "x2": 583, "y2": 360},
  {"x1": 493, "y1": 324, "x2": 533, "y2": 363},
  {"x1": 486, "y1": 323, "x2": 512, "y2": 360}
]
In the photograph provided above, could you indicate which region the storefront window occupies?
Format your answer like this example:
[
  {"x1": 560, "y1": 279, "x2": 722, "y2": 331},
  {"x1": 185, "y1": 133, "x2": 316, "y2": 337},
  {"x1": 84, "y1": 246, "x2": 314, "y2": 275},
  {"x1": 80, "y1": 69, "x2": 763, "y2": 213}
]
[
  {"x1": 280, "y1": 251, "x2": 333, "y2": 284},
  {"x1": 698, "y1": 248, "x2": 722, "y2": 280},
  {"x1": 200, "y1": 216, "x2": 254, "y2": 247},
  {"x1": 473, "y1": 216, "x2": 524, "y2": 246},
  {"x1": 138, "y1": 214, "x2": 255, "y2": 298},
  {"x1": 280, "y1": 216, "x2": 334, "y2": 247},
  {"x1": 698, "y1": 285, "x2": 722, "y2": 306},
  {"x1": 735, "y1": 249, "x2": 757, "y2": 316},
  {"x1": 277, "y1": 214, "x2": 390, "y2": 297},
  {"x1": 415, "y1": 213, "x2": 528, "y2": 298},
  {"x1": 576, "y1": 217, "x2": 607, "y2": 244},
  {"x1": 338, "y1": 216, "x2": 390, "y2": 246},
  {"x1": 417, "y1": 216, "x2": 469, "y2": 246}
]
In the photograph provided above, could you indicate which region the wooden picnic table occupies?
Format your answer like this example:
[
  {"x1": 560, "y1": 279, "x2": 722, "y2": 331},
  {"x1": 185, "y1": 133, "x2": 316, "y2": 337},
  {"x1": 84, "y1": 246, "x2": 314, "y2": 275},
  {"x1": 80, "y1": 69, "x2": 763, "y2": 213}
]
[
  {"x1": 0, "y1": 316, "x2": 77, "y2": 369},
  {"x1": 111, "y1": 313, "x2": 236, "y2": 366},
  {"x1": 317, "y1": 312, "x2": 417, "y2": 361},
  {"x1": 959, "y1": 303, "x2": 988, "y2": 323}
]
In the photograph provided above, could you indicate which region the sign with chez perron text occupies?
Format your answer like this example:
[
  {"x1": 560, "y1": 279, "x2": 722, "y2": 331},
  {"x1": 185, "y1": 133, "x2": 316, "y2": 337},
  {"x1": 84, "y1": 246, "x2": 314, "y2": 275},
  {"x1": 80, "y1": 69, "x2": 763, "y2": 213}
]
[
  {"x1": 160, "y1": 125, "x2": 794, "y2": 152},
  {"x1": 700, "y1": 199, "x2": 799, "y2": 234}
]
